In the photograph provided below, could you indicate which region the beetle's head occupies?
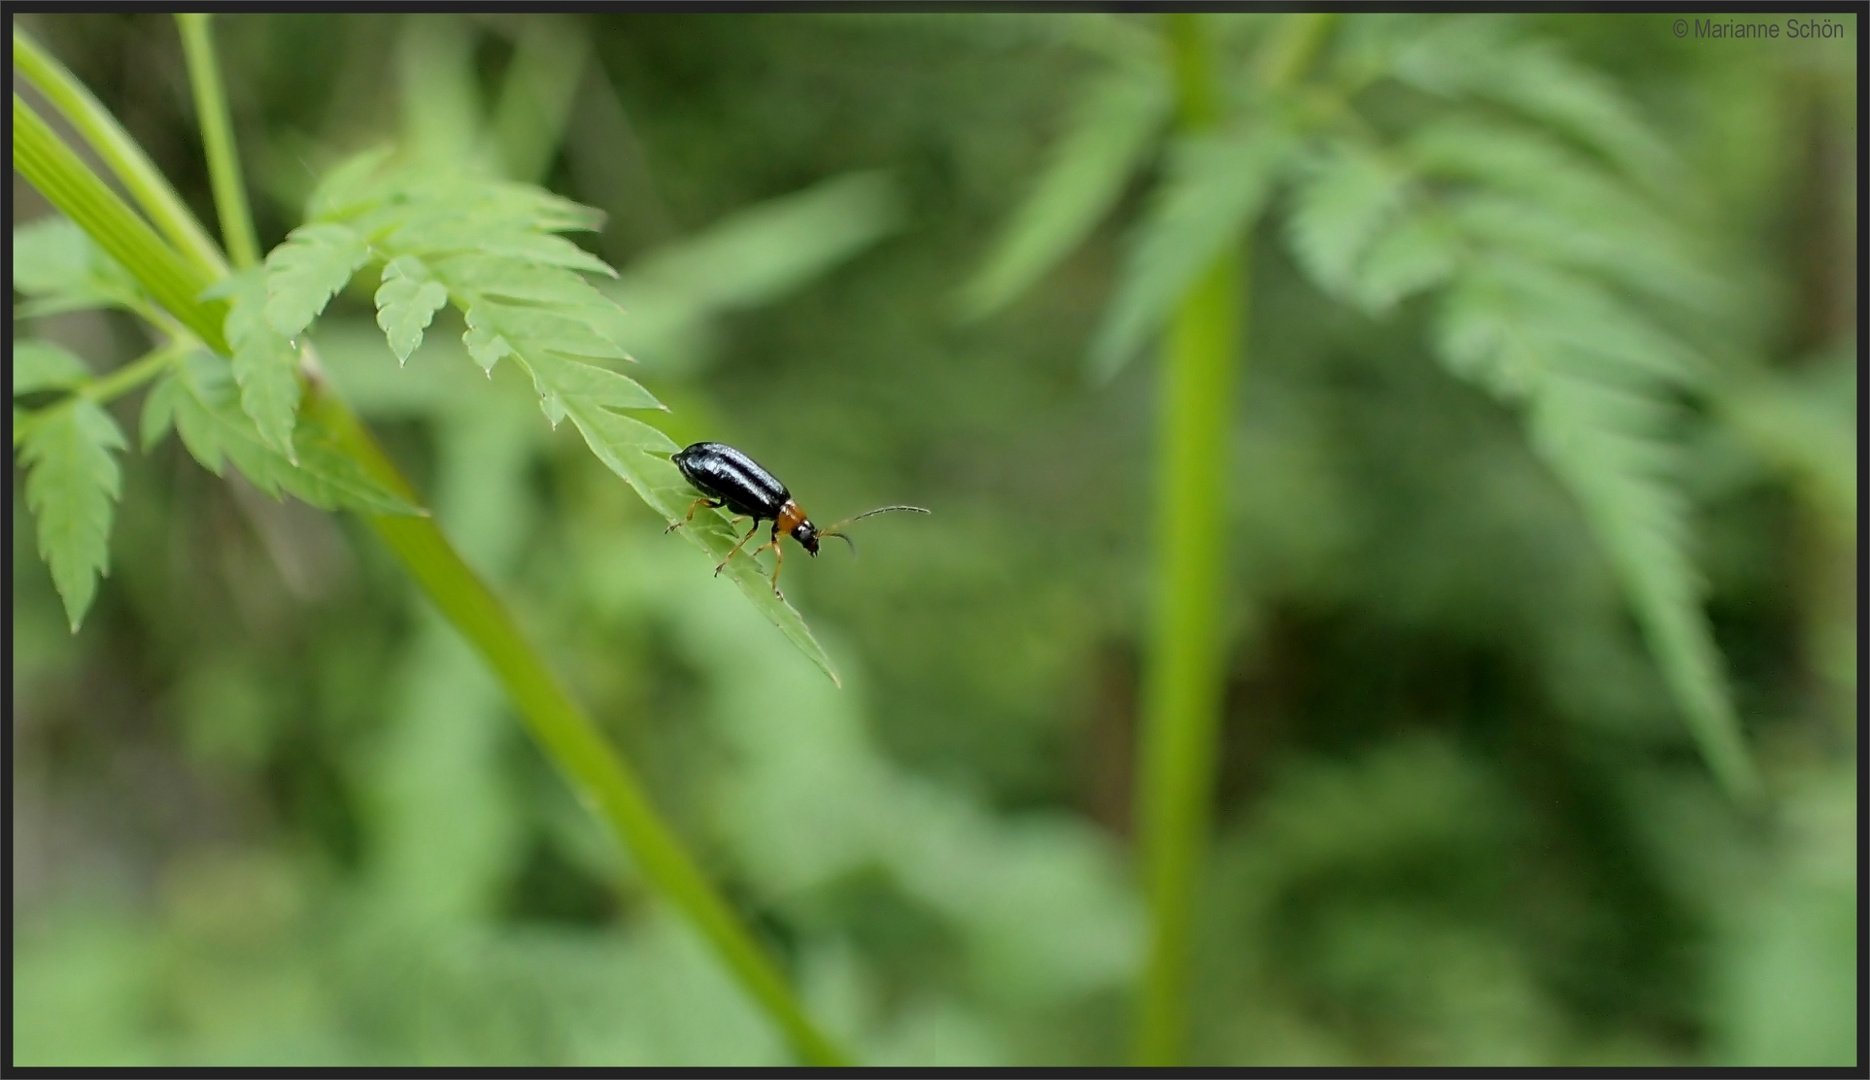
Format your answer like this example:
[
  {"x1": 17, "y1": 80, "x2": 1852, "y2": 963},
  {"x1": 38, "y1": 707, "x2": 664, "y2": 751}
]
[{"x1": 792, "y1": 520, "x2": 821, "y2": 556}]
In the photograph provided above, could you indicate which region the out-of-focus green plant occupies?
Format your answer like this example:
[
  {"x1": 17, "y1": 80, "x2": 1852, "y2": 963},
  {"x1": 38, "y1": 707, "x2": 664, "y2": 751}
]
[
  {"x1": 11, "y1": 18, "x2": 850, "y2": 1066},
  {"x1": 964, "y1": 12, "x2": 1773, "y2": 1060},
  {"x1": 11, "y1": 10, "x2": 1852, "y2": 1069}
]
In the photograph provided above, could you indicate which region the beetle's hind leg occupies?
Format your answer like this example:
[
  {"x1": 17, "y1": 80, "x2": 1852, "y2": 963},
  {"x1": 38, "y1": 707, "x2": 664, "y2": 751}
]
[
  {"x1": 667, "y1": 497, "x2": 726, "y2": 533},
  {"x1": 713, "y1": 518, "x2": 764, "y2": 576}
]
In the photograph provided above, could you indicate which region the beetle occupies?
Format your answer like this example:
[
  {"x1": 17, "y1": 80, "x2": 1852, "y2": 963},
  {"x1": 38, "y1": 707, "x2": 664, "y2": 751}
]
[{"x1": 667, "y1": 441, "x2": 929, "y2": 597}]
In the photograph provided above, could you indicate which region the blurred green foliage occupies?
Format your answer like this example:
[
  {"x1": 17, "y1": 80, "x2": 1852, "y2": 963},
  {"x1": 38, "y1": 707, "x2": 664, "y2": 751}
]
[{"x1": 11, "y1": 12, "x2": 1857, "y2": 1066}]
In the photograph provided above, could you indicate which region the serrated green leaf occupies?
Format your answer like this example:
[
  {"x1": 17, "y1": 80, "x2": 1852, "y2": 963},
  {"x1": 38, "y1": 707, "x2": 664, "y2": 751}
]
[
  {"x1": 393, "y1": 222, "x2": 615, "y2": 277},
  {"x1": 1090, "y1": 127, "x2": 1293, "y2": 379},
  {"x1": 564, "y1": 402, "x2": 839, "y2": 685},
  {"x1": 169, "y1": 351, "x2": 423, "y2": 516},
  {"x1": 434, "y1": 255, "x2": 632, "y2": 356},
  {"x1": 20, "y1": 399, "x2": 126, "y2": 630},
  {"x1": 962, "y1": 72, "x2": 1168, "y2": 318},
  {"x1": 12, "y1": 216, "x2": 143, "y2": 315},
  {"x1": 220, "y1": 271, "x2": 304, "y2": 460},
  {"x1": 462, "y1": 298, "x2": 630, "y2": 363},
  {"x1": 374, "y1": 256, "x2": 451, "y2": 364},
  {"x1": 264, "y1": 222, "x2": 370, "y2": 338},
  {"x1": 12, "y1": 339, "x2": 92, "y2": 396},
  {"x1": 231, "y1": 328, "x2": 303, "y2": 462},
  {"x1": 529, "y1": 352, "x2": 664, "y2": 414},
  {"x1": 462, "y1": 309, "x2": 516, "y2": 375}
]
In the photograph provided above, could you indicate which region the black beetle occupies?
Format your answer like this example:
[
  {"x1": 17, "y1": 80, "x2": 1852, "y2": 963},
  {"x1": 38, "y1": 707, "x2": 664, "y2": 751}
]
[{"x1": 668, "y1": 441, "x2": 929, "y2": 596}]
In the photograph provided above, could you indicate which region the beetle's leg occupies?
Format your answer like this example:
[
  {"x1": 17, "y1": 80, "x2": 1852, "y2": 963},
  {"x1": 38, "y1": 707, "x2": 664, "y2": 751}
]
[
  {"x1": 768, "y1": 540, "x2": 786, "y2": 597},
  {"x1": 713, "y1": 519, "x2": 763, "y2": 575},
  {"x1": 745, "y1": 529, "x2": 788, "y2": 597},
  {"x1": 666, "y1": 497, "x2": 725, "y2": 534}
]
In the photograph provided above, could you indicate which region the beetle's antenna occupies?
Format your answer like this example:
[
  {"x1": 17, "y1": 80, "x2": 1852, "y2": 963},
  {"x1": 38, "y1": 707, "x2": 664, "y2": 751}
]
[{"x1": 815, "y1": 505, "x2": 931, "y2": 558}]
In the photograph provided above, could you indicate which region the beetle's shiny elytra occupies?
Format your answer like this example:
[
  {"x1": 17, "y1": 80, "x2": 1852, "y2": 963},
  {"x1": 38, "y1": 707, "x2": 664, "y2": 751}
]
[{"x1": 668, "y1": 441, "x2": 929, "y2": 597}]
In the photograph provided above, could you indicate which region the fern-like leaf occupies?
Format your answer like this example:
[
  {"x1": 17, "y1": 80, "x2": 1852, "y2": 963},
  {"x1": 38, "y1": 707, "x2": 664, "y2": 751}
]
[
  {"x1": 12, "y1": 339, "x2": 92, "y2": 396},
  {"x1": 263, "y1": 221, "x2": 370, "y2": 338},
  {"x1": 12, "y1": 215, "x2": 143, "y2": 317},
  {"x1": 374, "y1": 255, "x2": 450, "y2": 364},
  {"x1": 292, "y1": 149, "x2": 840, "y2": 681},
  {"x1": 214, "y1": 271, "x2": 305, "y2": 463},
  {"x1": 1436, "y1": 260, "x2": 1760, "y2": 802},
  {"x1": 164, "y1": 351, "x2": 423, "y2": 517},
  {"x1": 1090, "y1": 127, "x2": 1294, "y2": 379},
  {"x1": 1388, "y1": 16, "x2": 1672, "y2": 185},
  {"x1": 21, "y1": 399, "x2": 125, "y2": 630},
  {"x1": 960, "y1": 70, "x2": 1169, "y2": 319}
]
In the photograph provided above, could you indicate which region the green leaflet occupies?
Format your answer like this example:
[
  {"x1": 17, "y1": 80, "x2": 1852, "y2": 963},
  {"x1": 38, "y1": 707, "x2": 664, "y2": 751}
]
[
  {"x1": 263, "y1": 221, "x2": 369, "y2": 339},
  {"x1": 1285, "y1": 140, "x2": 1407, "y2": 301},
  {"x1": 166, "y1": 351, "x2": 423, "y2": 517},
  {"x1": 1089, "y1": 127, "x2": 1292, "y2": 380},
  {"x1": 1390, "y1": 19, "x2": 1673, "y2": 187},
  {"x1": 1435, "y1": 266, "x2": 1761, "y2": 803},
  {"x1": 459, "y1": 298, "x2": 630, "y2": 363},
  {"x1": 1349, "y1": 213, "x2": 1458, "y2": 313},
  {"x1": 374, "y1": 255, "x2": 450, "y2": 364},
  {"x1": 21, "y1": 398, "x2": 125, "y2": 630},
  {"x1": 528, "y1": 352, "x2": 665, "y2": 418},
  {"x1": 12, "y1": 214, "x2": 143, "y2": 316},
  {"x1": 394, "y1": 223, "x2": 614, "y2": 277},
  {"x1": 218, "y1": 270, "x2": 304, "y2": 462},
  {"x1": 12, "y1": 339, "x2": 92, "y2": 396},
  {"x1": 961, "y1": 71, "x2": 1167, "y2": 319},
  {"x1": 461, "y1": 315, "x2": 516, "y2": 376},
  {"x1": 564, "y1": 403, "x2": 841, "y2": 687}
]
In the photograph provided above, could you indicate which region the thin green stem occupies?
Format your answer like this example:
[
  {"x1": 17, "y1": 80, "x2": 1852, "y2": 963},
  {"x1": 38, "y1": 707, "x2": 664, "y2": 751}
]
[
  {"x1": 304, "y1": 384, "x2": 849, "y2": 1066},
  {"x1": 13, "y1": 24, "x2": 227, "y2": 278},
  {"x1": 176, "y1": 14, "x2": 260, "y2": 269},
  {"x1": 1132, "y1": 12, "x2": 1244, "y2": 1066},
  {"x1": 12, "y1": 341, "x2": 189, "y2": 449}
]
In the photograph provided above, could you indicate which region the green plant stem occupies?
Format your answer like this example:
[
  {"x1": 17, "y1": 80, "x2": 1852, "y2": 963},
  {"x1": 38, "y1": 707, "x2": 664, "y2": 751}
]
[
  {"x1": 303, "y1": 384, "x2": 850, "y2": 1067},
  {"x1": 15, "y1": 39, "x2": 852, "y2": 1068},
  {"x1": 13, "y1": 25, "x2": 227, "y2": 277},
  {"x1": 12, "y1": 341, "x2": 189, "y2": 450},
  {"x1": 1132, "y1": 12, "x2": 1243, "y2": 1066},
  {"x1": 176, "y1": 14, "x2": 260, "y2": 269},
  {"x1": 13, "y1": 95, "x2": 229, "y2": 351}
]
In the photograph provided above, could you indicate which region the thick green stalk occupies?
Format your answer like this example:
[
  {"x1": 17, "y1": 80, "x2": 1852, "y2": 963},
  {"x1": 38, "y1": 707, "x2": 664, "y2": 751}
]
[
  {"x1": 1132, "y1": 12, "x2": 1242, "y2": 1065},
  {"x1": 175, "y1": 14, "x2": 260, "y2": 269},
  {"x1": 14, "y1": 43, "x2": 850, "y2": 1069},
  {"x1": 13, "y1": 24, "x2": 227, "y2": 276},
  {"x1": 13, "y1": 95, "x2": 229, "y2": 350}
]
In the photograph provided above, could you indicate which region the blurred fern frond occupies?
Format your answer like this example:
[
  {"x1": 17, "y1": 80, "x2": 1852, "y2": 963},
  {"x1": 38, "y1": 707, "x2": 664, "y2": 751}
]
[
  {"x1": 1281, "y1": 26, "x2": 1761, "y2": 801},
  {"x1": 964, "y1": 11, "x2": 1763, "y2": 800}
]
